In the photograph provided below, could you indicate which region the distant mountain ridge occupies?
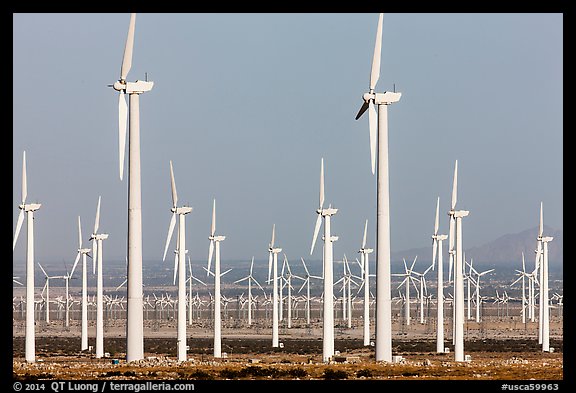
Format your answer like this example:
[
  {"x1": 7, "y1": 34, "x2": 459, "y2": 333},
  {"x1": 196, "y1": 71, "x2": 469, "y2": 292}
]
[{"x1": 391, "y1": 225, "x2": 563, "y2": 269}]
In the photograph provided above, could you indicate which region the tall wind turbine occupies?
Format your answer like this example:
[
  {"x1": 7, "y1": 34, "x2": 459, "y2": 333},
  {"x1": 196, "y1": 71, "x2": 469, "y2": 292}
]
[
  {"x1": 431, "y1": 196, "x2": 448, "y2": 352},
  {"x1": 90, "y1": 196, "x2": 108, "y2": 359},
  {"x1": 447, "y1": 160, "x2": 458, "y2": 343},
  {"x1": 110, "y1": 13, "x2": 153, "y2": 362},
  {"x1": 162, "y1": 160, "x2": 192, "y2": 362},
  {"x1": 537, "y1": 202, "x2": 553, "y2": 352},
  {"x1": 358, "y1": 219, "x2": 374, "y2": 346},
  {"x1": 267, "y1": 224, "x2": 282, "y2": 348},
  {"x1": 207, "y1": 199, "x2": 226, "y2": 358},
  {"x1": 70, "y1": 216, "x2": 91, "y2": 351},
  {"x1": 354, "y1": 13, "x2": 401, "y2": 362},
  {"x1": 13, "y1": 150, "x2": 41, "y2": 363},
  {"x1": 38, "y1": 263, "x2": 55, "y2": 323},
  {"x1": 447, "y1": 160, "x2": 469, "y2": 362},
  {"x1": 234, "y1": 257, "x2": 265, "y2": 326},
  {"x1": 310, "y1": 157, "x2": 338, "y2": 363}
]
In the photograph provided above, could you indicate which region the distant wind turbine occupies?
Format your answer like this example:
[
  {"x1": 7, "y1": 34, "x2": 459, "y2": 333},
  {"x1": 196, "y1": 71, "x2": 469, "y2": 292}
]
[
  {"x1": 206, "y1": 199, "x2": 228, "y2": 358},
  {"x1": 70, "y1": 216, "x2": 91, "y2": 350},
  {"x1": 310, "y1": 157, "x2": 338, "y2": 363},
  {"x1": 234, "y1": 256, "x2": 265, "y2": 326},
  {"x1": 431, "y1": 197, "x2": 448, "y2": 352},
  {"x1": 161, "y1": 160, "x2": 192, "y2": 362},
  {"x1": 13, "y1": 151, "x2": 41, "y2": 363},
  {"x1": 357, "y1": 219, "x2": 374, "y2": 346},
  {"x1": 267, "y1": 224, "x2": 282, "y2": 348},
  {"x1": 90, "y1": 196, "x2": 109, "y2": 359},
  {"x1": 354, "y1": 12, "x2": 401, "y2": 362}
]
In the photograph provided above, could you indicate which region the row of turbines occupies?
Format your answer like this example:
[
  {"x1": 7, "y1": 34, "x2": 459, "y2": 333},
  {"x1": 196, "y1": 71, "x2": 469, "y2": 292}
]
[{"x1": 13, "y1": 13, "x2": 557, "y2": 365}]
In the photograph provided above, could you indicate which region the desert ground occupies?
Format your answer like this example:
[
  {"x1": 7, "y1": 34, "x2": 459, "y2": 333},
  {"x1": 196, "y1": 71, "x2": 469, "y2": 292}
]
[{"x1": 12, "y1": 313, "x2": 564, "y2": 382}]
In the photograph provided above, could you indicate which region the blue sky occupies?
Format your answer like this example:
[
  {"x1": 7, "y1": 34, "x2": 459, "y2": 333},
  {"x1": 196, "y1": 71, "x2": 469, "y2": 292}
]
[{"x1": 13, "y1": 13, "x2": 562, "y2": 268}]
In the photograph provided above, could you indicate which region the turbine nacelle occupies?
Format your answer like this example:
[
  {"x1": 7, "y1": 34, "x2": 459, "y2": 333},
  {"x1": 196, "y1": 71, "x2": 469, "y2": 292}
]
[
  {"x1": 209, "y1": 235, "x2": 226, "y2": 242},
  {"x1": 360, "y1": 248, "x2": 374, "y2": 254},
  {"x1": 432, "y1": 234, "x2": 448, "y2": 241},
  {"x1": 21, "y1": 203, "x2": 42, "y2": 212},
  {"x1": 269, "y1": 247, "x2": 282, "y2": 254},
  {"x1": 112, "y1": 80, "x2": 154, "y2": 94},
  {"x1": 91, "y1": 233, "x2": 109, "y2": 241},
  {"x1": 171, "y1": 206, "x2": 193, "y2": 215},
  {"x1": 317, "y1": 207, "x2": 338, "y2": 216},
  {"x1": 453, "y1": 210, "x2": 469, "y2": 219}
]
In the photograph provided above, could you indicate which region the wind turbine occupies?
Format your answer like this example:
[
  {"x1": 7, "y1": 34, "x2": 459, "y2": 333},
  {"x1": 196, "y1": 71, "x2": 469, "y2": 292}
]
[
  {"x1": 187, "y1": 255, "x2": 206, "y2": 326},
  {"x1": 447, "y1": 160, "x2": 458, "y2": 344},
  {"x1": 431, "y1": 196, "x2": 448, "y2": 352},
  {"x1": 234, "y1": 256, "x2": 265, "y2": 326},
  {"x1": 38, "y1": 263, "x2": 55, "y2": 323},
  {"x1": 70, "y1": 216, "x2": 91, "y2": 350},
  {"x1": 298, "y1": 257, "x2": 322, "y2": 326},
  {"x1": 354, "y1": 13, "x2": 401, "y2": 362},
  {"x1": 392, "y1": 256, "x2": 420, "y2": 326},
  {"x1": 412, "y1": 264, "x2": 433, "y2": 324},
  {"x1": 537, "y1": 202, "x2": 553, "y2": 352},
  {"x1": 109, "y1": 13, "x2": 153, "y2": 362},
  {"x1": 207, "y1": 199, "x2": 227, "y2": 358},
  {"x1": 13, "y1": 150, "x2": 41, "y2": 363},
  {"x1": 511, "y1": 252, "x2": 528, "y2": 324},
  {"x1": 448, "y1": 160, "x2": 469, "y2": 362},
  {"x1": 161, "y1": 160, "x2": 192, "y2": 362},
  {"x1": 467, "y1": 261, "x2": 494, "y2": 323},
  {"x1": 310, "y1": 157, "x2": 338, "y2": 363},
  {"x1": 357, "y1": 219, "x2": 374, "y2": 346},
  {"x1": 281, "y1": 254, "x2": 304, "y2": 328},
  {"x1": 90, "y1": 196, "x2": 108, "y2": 359},
  {"x1": 267, "y1": 224, "x2": 282, "y2": 348}
]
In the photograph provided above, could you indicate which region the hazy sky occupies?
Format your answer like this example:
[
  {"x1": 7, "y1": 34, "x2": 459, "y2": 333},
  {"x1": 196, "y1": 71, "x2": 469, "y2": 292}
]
[{"x1": 13, "y1": 13, "x2": 563, "y2": 268}]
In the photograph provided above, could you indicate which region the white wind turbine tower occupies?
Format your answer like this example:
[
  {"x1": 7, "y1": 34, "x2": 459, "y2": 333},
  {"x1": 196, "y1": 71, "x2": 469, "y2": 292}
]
[
  {"x1": 109, "y1": 13, "x2": 153, "y2": 362},
  {"x1": 161, "y1": 161, "x2": 192, "y2": 362},
  {"x1": 90, "y1": 196, "x2": 108, "y2": 359},
  {"x1": 298, "y1": 257, "x2": 322, "y2": 326},
  {"x1": 431, "y1": 196, "x2": 448, "y2": 352},
  {"x1": 537, "y1": 202, "x2": 553, "y2": 352},
  {"x1": 412, "y1": 264, "x2": 433, "y2": 324},
  {"x1": 511, "y1": 252, "x2": 528, "y2": 324},
  {"x1": 310, "y1": 157, "x2": 338, "y2": 363},
  {"x1": 467, "y1": 261, "x2": 494, "y2": 323},
  {"x1": 267, "y1": 224, "x2": 282, "y2": 348},
  {"x1": 392, "y1": 256, "x2": 419, "y2": 326},
  {"x1": 358, "y1": 219, "x2": 374, "y2": 346},
  {"x1": 207, "y1": 199, "x2": 227, "y2": 358},
  {"x1": 70, "y1": 216, "x2": 91, "y2": 350},
  {"x1": 38, "y1": 263, "x2": 55, "y2": 323},
  {"x1": 281, "y1": 255, "x2": 302, "y2": 328},
  {"x1": 234, "y1": 257, "x2": 265, "y2": 326},
  {"x1": 187, "y1": 255, "x2": 206, "y2": 326},
  {"x1": 354, "y1": 13, "x2": 401, "y2": 362},
  {"x1": 447, "y1": 161, "x2": 458, "y2": 343},
  {"x1": 447, "y1": 160, "x2": 469, "y2": 362},
  {"x1": 13, "y1": 150, "x2": 41, "y2": 363}
]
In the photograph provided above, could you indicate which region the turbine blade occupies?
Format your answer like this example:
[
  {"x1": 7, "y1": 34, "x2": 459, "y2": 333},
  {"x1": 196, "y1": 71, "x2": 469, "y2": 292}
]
[
  {"x1": 434, "y1": 196, "x2": 440, "y2": 235},
  {"x1": 77, "y1": 216, "x2": 83, "y2": 248},
  {"x1": 268, "y1": 252, "x2": 273, "y2": 283},
  {"x1": 362, "y1": 219, "x2": 368, "y2": 249},
  {"x1": 355, "y1": 101, "x2": 369, "y2": 120},
  {"x1": 21, "y1": 151, "x2": 27, "y2": 203},
  {"x1": 301, "y1": 257, "x2": 310, "y2": 276},
  {"x1": 539, "y1": 201, "x2": 543, "y2": 237},
  {"x1": 94, "y1": 196, "x2": 101, "y2": 235},
  {"x1": 92, "y1": 240, "x2": 98, "y2": 275},
  {"x1": 368, "y1": 100, "x2": 377, "y2": 175},
  {"x1": 70, "y1": 251, "x2": 81, "y2": 278},
  {"x1": 207, "y1": 240, "x2": 214, "y2": 276},
  {"x1": 173, "y1": 251, "x2": 178, "y2": 286},
  {"x1": 119, "y1": 91, "x2": 128, "y2": 181},
  {"x1": 169, "y1": 160, "x2": 178, "y2": 208},
  {"x1": 271, "y1": 224, "x2": 275, "y2": 248},
  {"x1": 249, "y1": 256, "x2": 254, "y2": 276},
  {"x1": 451, "y1": 160, "x2": 458, "y2": 210},
  {"x1": 120, "y1": 13, "x2": 136, "y2": 81},
  {"x1": 431, "y1": 239, "x2": 437, "y2": 270},
  {"x1": 163, "y1": 212, "x2": 176, "y2": 261},
  {"x1": 13, "y1": 209, "x2": 24, "y2": 251},
  {"x1": 211, "y1": 199, "x2": 216, "y2": 236},
  {"x1": 319, "y1": 158, "x2": 325, "y2": 209},
  {"x1": 370, "y1": 13, "x2": 383, "y2": 91},
  {"x1": 38, "y1": 262, "x2": 48, "y2": 278},
  {"x1": 310, "y1": 214, "x2": 322, "y2": 255}
]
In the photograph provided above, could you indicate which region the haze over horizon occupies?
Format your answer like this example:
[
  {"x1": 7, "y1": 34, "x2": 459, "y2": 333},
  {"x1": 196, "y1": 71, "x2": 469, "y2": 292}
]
[{"x1": 13, "y1": 13, "x2": 562, "y2": 269}]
